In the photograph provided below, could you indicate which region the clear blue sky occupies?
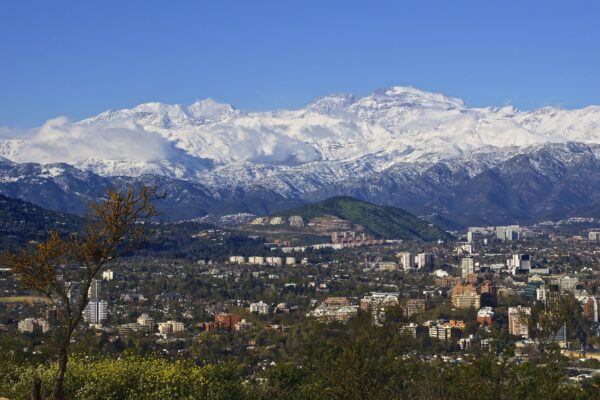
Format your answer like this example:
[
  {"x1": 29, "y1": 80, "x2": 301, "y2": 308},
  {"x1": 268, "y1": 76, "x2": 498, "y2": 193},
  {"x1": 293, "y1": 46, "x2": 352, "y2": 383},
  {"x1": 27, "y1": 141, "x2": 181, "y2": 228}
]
[{"x1": 1, "y1": 0, "x2": 599, "y2": 127}]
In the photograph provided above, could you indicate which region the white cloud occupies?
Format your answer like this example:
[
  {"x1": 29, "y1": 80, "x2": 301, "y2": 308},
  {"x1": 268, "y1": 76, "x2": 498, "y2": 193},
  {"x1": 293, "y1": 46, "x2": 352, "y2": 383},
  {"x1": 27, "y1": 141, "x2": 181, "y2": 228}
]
[{"x1": 13, "y1": 117, "x2": 177, "y2": 164}]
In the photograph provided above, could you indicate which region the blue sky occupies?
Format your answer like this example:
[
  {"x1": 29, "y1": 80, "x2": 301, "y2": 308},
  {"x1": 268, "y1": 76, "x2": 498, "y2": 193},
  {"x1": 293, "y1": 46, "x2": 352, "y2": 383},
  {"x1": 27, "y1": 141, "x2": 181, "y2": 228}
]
[{"x1": 1, "y1": 0, "x2": 599, "y2": 127}]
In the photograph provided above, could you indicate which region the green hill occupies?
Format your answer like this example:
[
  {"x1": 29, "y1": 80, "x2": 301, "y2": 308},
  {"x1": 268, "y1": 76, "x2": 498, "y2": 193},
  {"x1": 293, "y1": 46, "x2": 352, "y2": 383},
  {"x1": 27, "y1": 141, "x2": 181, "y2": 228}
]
[
  {"x1": 0, "y1": 194, "x2": 83, "y2": 249},
  {"x1": 274, "y1": 196, "x2": 452, "y2": 241}
]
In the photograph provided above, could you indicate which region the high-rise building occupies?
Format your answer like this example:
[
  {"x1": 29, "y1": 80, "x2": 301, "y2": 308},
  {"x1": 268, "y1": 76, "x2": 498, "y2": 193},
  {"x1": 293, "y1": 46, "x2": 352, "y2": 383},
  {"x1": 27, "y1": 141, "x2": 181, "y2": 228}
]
[
  {"x1": 583, "y1": 297, "x2": 599, "y2": 323},
  {"x1": 507, "y1": 254, "x2": 531, "y2": 274},
  {"x1": 461, "y1": 257, "x2": 475, "y2": 279},
  {"x1": 416, "y1": 253, "x2": 434, "y2": 269},
  {"x1": 495, "y1": 225, "x2": 521, "y2": 241},
  {"x1": 508, "y1": 306, "x2": 531, "y2": 338},
  {"x1": 467, "y1": 230, "x2": 475, "y2": 243},
  {"x1": 397, "y1": 252, "x2": 414, "y2": 270},
  {"x1": 89, "y1": 279, "x2": 102, "y2": 300},
  {"x1": 84, "y1": 300, "x2": 108, "y2": 324},
  {"x1": 83, "y1": 278, "x2": 108, "y2": 325}
]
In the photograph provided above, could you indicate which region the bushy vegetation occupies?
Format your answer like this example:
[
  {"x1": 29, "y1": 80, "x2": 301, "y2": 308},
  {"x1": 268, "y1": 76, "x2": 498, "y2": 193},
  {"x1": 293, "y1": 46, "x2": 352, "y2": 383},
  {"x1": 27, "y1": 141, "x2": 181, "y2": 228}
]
[
  {"x1": 1, "y1": 356, "x2": 246, "y2": 400},
  {"x1": 3, "y1": 318, "x2": 600, "y2": 400}
]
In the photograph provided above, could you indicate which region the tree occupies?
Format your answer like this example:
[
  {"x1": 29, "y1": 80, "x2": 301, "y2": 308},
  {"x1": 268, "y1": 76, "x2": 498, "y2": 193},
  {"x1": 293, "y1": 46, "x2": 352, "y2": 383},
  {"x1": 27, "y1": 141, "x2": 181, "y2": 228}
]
[{"x1": 2, "y1": 185, "x2": 160, "y2": 400}]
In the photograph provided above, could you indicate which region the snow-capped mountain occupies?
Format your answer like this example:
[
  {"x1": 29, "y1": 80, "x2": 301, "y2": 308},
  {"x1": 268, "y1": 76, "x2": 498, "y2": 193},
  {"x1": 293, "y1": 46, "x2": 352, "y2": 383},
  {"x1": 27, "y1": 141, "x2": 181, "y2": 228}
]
[{"x1": 3, "y1": 85, "x2": 600, "y2": 225}]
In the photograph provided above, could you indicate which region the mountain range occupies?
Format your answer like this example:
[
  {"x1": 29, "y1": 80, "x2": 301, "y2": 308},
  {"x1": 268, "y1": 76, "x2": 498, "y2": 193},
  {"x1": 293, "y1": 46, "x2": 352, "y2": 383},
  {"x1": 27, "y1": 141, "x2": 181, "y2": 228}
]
[{"x1": 3, "y1": 86, "x2": 600, "y2": 227}]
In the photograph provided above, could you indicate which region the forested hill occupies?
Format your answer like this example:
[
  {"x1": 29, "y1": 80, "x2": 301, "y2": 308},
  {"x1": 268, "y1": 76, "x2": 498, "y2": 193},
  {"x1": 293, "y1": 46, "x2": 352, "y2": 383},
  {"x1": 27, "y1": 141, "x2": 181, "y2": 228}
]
[
  {"x1": 0, "y1": 194, "x2": 82, "y2": 249},
  {"x1": 274, "y1": 196, "x2": 453, "y2": 241}
]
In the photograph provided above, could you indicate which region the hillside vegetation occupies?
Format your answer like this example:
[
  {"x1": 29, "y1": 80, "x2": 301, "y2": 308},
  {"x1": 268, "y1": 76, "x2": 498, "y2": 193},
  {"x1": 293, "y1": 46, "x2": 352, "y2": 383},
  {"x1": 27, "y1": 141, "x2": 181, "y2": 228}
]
[
  {"x1": 275, "y1": 196, "x2": 452, "y2": 241},
  {"x1": 0, "y1": 194, "x2": 82, "y2": 249}
]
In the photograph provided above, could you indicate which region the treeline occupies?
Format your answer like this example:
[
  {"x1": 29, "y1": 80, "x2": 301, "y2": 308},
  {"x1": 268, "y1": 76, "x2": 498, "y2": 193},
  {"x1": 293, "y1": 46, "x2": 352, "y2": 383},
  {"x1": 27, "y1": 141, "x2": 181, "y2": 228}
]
[{"x1": 2, "y1": 316, "x2": 599, "y2": 400}]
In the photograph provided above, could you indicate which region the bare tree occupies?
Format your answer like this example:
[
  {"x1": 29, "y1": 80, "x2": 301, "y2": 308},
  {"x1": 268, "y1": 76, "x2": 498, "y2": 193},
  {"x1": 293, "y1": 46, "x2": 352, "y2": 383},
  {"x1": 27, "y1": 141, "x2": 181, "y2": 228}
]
[{"x1": 2, "y1": 185, "x2": 161, "y2": 400}]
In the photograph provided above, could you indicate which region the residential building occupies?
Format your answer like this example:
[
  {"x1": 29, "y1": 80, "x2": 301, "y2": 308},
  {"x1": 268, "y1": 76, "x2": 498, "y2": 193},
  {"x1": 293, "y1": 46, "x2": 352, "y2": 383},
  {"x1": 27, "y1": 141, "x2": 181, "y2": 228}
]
[
  {"x1": 476, "y1": 307, "x2": 494, "y2": 326},
  {"x1": 378, "y1": 261, "x2": 399, "y2": 271},
  {"x1": 46, "y1": 308, "x2": 58, "y2": 326},
  {"x1": 137, "y1": 313, "x2": 156, "y2": 332},
  {"x1": 288, "y1": 215, "x2": 304, "y2": 227},
  {"x1": 582, "y1": 296, "x2": 599, "y2": 322},
  {"x1": 557, "y1": 276, "x2": 579, "y2": 292},
  {"x1": 285, "y1": 257, "x2": 296, "y2": 265},
  {"x1": 118, "y1": 323, "x2": 149, "y2": 335},
  {"x1": 266, "y1": 257, "x2": 283, "y2": 266},
  {"x1": 102, "y1": 270, "x2": 114, "y2": 281},
  {"x1": 397, "y1": 252, "x2": 414, "y2": 270},
  {"x1": 234, "y1": 319, "x2": 254, "y2": 331},
  {"x1": 360, "y1": 292, "x2": 400, "y2": 325},
  {"x1": 400, "y1": 322, "x2": 418, "y2": 338},
  {"x1": 307, "y1": 297, "x2": 358, "y2": 323},
  {"x1": 451, "y1": 282, "x2": 480, "y2": 309},
  {"x1": 461, "y1": 257, "x2": 475, "y2": 279},
  {"x1": 158, "y1": 320, "x2": 185, "y2": 336},
  {"x1": 416, "y1": 253, "x2": 434, "y2": 268},
  {"x1": 250, "y1": 301, "x2": 270, "y2": 315},
  {"x1": 88, "y1": 279, "x2": 102, "y2": 300},
  {"x1": 507, "y1": 254, "x2": 531, "y2": 274},
  {"x1": 84, "y1": 300, "x2": 108, "y2": 325},
  {"x1": 248, "y1": 256, "x2": 265, "y2": 265},
  {"x1": 403, "y1": 298, "x2": 427, "y2": 317},
  {"x1": 215, "y1": 313, "x2": 242, "y2": 330},
  {"x1": 508, "y1": 306, "x2": 531, "y2": 338},
  {"x1": 18, "y1": 318, "x2": 49, "y2": 333},
  {"x1": 496, "y1": 225, "x2": 521, "y2": 241}
]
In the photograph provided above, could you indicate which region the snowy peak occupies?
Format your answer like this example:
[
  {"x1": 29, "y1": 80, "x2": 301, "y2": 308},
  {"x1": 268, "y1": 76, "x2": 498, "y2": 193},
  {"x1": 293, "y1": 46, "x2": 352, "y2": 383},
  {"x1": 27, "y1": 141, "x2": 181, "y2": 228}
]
[
  {"x1": 306, "y1": 93, "x2": 356, "y2": 115},
  {"x1": 186, "y1": 99, "x2": 241, "y2": 123},
  {"x1": 3, "y1": 85, "x2": 600, "y2": 183},
  {"x1": 83, "y1": 98, "x2": 240, "y2": 129},
  {"x1": 364, "y1": 86, "x2": 464, "y2": 109}
]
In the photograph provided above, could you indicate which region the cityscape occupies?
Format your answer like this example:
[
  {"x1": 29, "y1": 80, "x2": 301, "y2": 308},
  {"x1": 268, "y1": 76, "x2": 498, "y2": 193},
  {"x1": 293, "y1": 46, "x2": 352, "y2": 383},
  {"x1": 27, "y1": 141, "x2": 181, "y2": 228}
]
[{"x1": 3, "y1": 1, "x2": 600, "y2": 399}]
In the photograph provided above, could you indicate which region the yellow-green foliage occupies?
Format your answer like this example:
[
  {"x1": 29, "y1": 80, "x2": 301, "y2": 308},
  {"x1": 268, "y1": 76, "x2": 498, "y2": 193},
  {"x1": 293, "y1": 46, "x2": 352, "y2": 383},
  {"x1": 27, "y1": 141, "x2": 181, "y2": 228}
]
[{"x1": 1, "y1": 356, "x2": 248, "y2": 400}]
